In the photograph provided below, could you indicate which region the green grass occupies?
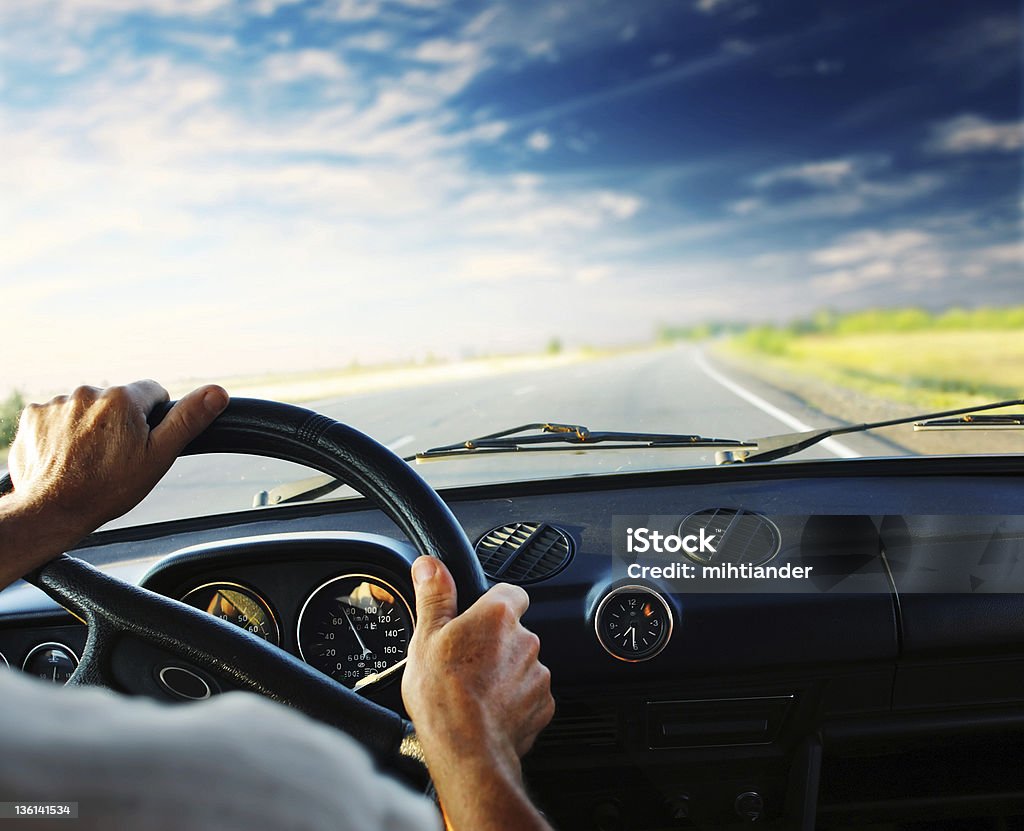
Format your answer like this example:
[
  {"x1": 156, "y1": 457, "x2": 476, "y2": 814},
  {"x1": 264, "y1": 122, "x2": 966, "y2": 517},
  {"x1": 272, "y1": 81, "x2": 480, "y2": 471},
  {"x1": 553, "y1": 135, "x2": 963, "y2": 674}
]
[{"x1": 729, "y1": 327, "x2": 1024, "y2": 410}]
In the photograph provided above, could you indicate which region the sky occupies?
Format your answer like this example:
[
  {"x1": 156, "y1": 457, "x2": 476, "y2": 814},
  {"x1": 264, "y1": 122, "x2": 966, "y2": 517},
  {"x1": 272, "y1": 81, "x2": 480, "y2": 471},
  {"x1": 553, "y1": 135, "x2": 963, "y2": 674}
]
[{"x1": 1, "y1": 0, "x2": 1021, "y2": 395}]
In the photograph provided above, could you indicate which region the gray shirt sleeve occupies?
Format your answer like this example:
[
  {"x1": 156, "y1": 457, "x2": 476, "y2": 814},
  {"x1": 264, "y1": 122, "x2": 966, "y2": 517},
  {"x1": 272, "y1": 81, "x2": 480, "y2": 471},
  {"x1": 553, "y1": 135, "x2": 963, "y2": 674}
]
[{"x1": 0, "y1": 669, "x2": 442, "y2": 831}]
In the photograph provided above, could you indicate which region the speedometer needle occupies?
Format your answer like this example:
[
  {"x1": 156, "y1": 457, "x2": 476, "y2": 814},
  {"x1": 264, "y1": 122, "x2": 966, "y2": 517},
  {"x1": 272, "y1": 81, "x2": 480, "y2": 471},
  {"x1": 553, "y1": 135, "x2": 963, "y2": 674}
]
[{"x1": 342, "y1": 606, "x2": 373, "y2": 658}]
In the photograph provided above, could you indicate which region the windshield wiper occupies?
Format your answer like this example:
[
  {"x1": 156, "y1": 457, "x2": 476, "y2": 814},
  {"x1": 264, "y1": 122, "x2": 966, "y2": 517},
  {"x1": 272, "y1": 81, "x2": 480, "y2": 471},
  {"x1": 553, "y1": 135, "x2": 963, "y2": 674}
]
[
  {"x1": 253, "y1": 423, "x2": 751, "y2": 506},
  {"x1": 716, "y1": 397, "x2": 1024, "y2": 465},
  {"x1": 252, "y1": 398, "x2": 1024, "y2": 507},
  {"x1": 415, "y1": 422, "x2": 752, "y2": 459}
]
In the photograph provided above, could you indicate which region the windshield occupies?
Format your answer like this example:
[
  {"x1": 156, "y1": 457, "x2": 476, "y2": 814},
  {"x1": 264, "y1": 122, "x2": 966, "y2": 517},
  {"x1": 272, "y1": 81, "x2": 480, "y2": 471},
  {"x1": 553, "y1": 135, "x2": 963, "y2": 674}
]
[{"x1": 2, "y1": 0, "x2": 1022, "y2": 527}]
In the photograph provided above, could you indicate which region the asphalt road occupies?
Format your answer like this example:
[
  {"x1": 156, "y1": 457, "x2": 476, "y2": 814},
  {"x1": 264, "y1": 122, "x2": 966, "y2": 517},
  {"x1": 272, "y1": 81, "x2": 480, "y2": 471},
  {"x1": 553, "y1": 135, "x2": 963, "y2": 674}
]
[{"x1": 103, "y1": 345, "x2": 898, "y2": 530}]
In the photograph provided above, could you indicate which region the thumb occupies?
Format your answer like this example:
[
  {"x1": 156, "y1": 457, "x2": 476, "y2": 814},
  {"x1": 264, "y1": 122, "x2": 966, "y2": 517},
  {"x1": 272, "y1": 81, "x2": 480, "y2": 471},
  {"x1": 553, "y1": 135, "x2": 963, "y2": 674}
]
[
  {"x1": 150, "y1": 385, "x2": 229, "y2": 460},
  {"x1": 411, "y1": 556, "x2": 458, "y2": 635}
]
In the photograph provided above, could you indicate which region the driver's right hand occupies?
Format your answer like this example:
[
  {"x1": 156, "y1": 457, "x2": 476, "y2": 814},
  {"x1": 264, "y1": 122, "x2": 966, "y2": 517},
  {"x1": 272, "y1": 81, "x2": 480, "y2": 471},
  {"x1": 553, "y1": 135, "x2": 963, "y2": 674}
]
[{"x1": 402, "y1": 556, "x2": 555, "y2": 780}]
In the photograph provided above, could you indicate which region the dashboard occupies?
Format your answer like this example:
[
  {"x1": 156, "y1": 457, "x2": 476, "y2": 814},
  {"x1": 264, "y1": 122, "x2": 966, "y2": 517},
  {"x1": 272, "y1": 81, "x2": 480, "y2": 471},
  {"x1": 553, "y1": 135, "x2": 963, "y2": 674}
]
[{"x1": 2, "y1": 455, "x2": 1024, "y2": 830}]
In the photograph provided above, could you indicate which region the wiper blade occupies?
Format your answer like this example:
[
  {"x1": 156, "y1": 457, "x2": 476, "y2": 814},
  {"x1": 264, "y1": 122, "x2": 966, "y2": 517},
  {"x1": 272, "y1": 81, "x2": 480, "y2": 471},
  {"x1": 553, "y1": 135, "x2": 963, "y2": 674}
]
[
  {"x1": 415, "y1": 422, "x2": 752, "y2": 460},
  {"x1": 716, "y1": 397, "x2": 1024, "y2": 465},
  {"x1": 914, "y1": 413, "x2": 1024, "y2": 430}
]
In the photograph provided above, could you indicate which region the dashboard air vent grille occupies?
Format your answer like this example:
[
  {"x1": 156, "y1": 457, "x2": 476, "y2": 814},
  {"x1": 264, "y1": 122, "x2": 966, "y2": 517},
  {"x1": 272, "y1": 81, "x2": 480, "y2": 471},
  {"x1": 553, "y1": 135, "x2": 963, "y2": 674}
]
[
  {"x1": 678, "y1": 508, "x2": 781, "y2": 566},
  {"x1": 475, "y1": 522, "x2": 574, "y2": 583}
]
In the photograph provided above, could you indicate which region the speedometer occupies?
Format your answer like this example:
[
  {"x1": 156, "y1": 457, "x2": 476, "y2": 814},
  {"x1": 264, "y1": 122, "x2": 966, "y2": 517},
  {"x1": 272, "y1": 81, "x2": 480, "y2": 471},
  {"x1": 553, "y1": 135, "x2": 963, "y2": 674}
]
[{"x1": 296, "y1": 574, "x2": 414, "y2": 690}]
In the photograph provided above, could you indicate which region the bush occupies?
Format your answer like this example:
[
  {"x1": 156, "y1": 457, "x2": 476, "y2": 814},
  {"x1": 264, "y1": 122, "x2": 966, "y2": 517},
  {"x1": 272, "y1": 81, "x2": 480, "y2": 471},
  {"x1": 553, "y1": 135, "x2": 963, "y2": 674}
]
[
  {"x1": 739, "y1": 326, "x2": 792, "y2": 355},
  {"x1": 0, "y1": 391, "x2": 25, "y2": 449}
]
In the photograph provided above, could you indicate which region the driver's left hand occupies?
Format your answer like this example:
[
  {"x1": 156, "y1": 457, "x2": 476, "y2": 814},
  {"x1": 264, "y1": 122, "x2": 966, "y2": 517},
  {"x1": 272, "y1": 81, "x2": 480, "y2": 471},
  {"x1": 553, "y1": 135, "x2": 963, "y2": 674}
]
[{"x1": 3, "y1": 381, "x2": 227, "y2": 583}]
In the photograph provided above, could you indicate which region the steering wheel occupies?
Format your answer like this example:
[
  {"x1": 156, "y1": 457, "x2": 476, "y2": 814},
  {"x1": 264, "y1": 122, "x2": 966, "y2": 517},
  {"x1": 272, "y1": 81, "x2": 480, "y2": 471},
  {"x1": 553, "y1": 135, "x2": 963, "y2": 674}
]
[{"x1": 0, "y1": 398, "x2": 489, "y2": 782}]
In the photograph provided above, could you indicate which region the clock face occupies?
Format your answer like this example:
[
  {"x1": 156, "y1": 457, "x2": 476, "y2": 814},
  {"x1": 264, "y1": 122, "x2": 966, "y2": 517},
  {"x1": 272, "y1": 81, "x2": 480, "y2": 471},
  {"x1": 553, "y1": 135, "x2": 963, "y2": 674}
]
[{"x1": 595, "y1": 587, "x2": 673, "y2": 662}]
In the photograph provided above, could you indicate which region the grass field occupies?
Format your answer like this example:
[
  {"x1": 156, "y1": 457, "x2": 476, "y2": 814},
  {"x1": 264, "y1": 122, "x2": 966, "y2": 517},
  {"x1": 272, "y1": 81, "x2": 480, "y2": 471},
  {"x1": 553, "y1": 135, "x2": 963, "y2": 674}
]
[{"x1": 728, "y1": 329, "x2": 1024, "y2": 410}]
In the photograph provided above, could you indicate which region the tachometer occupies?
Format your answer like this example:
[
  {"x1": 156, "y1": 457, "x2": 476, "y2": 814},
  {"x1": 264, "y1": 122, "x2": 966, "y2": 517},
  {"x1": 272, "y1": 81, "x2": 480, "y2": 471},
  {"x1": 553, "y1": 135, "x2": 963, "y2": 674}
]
[
  {"x1": 22, "y1": 642, "x2": 79, "y2": 684},
  {"x1": 297, "y1": 574, "x2": 413, "y2": 690},
  {"x1": 180, "y1": 582, "x2": 281, "y2": 646}
]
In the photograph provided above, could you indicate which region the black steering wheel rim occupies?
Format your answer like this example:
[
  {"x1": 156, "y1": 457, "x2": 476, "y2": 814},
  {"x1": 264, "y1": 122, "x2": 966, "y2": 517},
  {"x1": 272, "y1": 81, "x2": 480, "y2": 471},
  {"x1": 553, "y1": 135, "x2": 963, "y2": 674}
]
[{"x1": 0, "y1": 398, "x2": 488, "y2": 777}]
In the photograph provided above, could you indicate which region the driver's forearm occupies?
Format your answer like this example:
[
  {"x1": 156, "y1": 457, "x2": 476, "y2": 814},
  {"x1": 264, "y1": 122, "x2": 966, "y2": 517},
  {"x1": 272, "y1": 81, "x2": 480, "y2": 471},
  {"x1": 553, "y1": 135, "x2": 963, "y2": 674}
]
[
  {"x1": 429, "y1": 750, "x2": 554, "y2": 831},
  {"x1": 0, "y1": 494, "x2": 83, "y2": 591}
]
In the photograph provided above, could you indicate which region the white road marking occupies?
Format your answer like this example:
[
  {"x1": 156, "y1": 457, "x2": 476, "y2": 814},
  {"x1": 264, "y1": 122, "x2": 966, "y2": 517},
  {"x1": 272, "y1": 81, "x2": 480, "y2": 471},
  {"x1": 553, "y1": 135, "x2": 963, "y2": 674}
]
[
  {"x1": 386, "y1": 434, "x2": 415, "y2": 451},
  {"x1": 514, "y1": 384, "x2": 537, "y2": 396},
  {"x1": 693, "y1": 350, "x2": 859, "y2": 459}
]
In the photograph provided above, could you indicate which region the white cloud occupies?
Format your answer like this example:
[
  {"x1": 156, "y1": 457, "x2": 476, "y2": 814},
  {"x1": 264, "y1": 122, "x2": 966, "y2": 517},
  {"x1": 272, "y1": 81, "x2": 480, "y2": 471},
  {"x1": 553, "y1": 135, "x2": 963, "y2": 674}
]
[
  {"x1": 252, "y1": 0, "x2": 306, "y2": 15},
  {"x1": 811, "y1": 229, "x2": 933, "y2": 267},
  {"x1": 729, "y1": 197, "x2": 762, "y2": 216},
  {"x1": 596, "y1": 192, "x2": 642, "y2": 220},
  {"x1": 813, "y1": 59, "x2": 843, "y2": 75},
  {"x1": 262, "y1": 49, "x2": 348, "y2": 83},
  {"x1": 413, "y1": 39, "x2": 481, "y2": 64},
  {"x1": 314, "y1": 0, "x2": 380, "y2": 22},
  {"x1": 526, "y1": 130, "x2": 552, "y2": 152},
  {"x1": 575, "y1": 265, "x2": 612, "y2": 284},
  {"x1": 808, "y1": 228, "x2": 955, "y2": 298},
  {"x1": 927, "y1": 114, "x2": 1024, "y2": 154},
  {"x1": 694, "y1": 0, "x2": 732, "y2": 13},
  {"x1": 465, "y1": 121, "x2": 508, "y2": 142},
  {"x1": 453, "y1": 251, "x2": 564, "y2": 283},
  {"x1": 345, "y1": 31, "x2": 394, "y2": 52},
  {"x1": 721, "y1": 39, "x2": 754, "y2": 56},
  {"x1": 163, "y1": 30, "x2": 237, "y2": 55},
  {"x1": 753, "y1": 157, "x2": 863, "y2": 189},
  {"x1": 737, "y1": 156, "x2": 941, "y2": 220},
  {"x1": 972, "y1": 242, "x2": 1024, "y2": 266}
]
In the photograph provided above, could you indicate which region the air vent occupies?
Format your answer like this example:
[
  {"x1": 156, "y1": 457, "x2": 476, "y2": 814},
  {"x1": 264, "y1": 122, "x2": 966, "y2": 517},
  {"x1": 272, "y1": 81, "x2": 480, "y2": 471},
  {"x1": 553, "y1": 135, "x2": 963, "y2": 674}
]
[
  {"x1": 475, "y1": 522, "x2": 574, "y2": 583},
  {"x1": 678, "y1": 508, "x2": 781, "y2": 566}
]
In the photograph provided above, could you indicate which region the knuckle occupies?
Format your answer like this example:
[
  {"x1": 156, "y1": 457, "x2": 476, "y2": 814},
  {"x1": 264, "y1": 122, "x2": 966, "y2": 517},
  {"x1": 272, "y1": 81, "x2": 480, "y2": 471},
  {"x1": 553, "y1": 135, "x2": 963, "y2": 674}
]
[
  {"x1": 541, "y1": 694, "x2": 556, "y2": 723},
  {"x1": 70, "y1": 385, "x2": 98, "y2": 402},
  {"x1": 499, "y1": 583, "x2": 530, "y2": 606},
  {"x1": 101, "y1": 385, "x2": 129, "y2": 403},
  {"x1": 477, "y1": 595, "x2": 510, "y2": 626}
]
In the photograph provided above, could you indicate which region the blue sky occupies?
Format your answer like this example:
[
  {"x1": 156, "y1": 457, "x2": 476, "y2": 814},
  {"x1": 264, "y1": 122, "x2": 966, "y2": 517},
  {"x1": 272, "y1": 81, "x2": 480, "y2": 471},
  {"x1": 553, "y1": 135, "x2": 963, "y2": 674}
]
[{"x1": 1, "y1": 0, "x2": 1021, "y2": 393}]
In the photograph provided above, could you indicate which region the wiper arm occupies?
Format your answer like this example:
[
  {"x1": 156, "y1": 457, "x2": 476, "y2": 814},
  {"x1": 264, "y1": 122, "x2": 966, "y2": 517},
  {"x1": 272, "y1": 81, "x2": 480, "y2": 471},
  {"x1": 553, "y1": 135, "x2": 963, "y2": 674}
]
[
  {"x1": 253, "y1": 422, "x2": 752, "y2": 506},
  {"x1": 716, "y1": 397, "x2": 1024, "y2": 465},
  {"x1": 415, "y1": 422, "x2": 752, "y2": 460}
]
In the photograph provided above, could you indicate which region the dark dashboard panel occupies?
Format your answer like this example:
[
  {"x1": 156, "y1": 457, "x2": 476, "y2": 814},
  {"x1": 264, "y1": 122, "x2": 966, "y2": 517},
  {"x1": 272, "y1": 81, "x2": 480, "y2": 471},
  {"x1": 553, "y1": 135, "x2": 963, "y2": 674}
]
[{"x1": 2, "y1": 462, "x2": 1024, "y2": 829}]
